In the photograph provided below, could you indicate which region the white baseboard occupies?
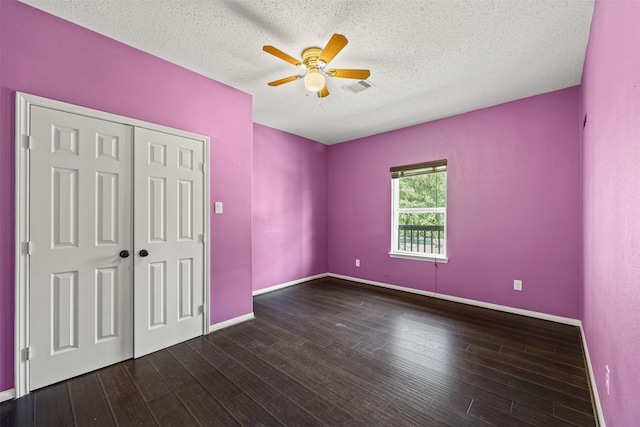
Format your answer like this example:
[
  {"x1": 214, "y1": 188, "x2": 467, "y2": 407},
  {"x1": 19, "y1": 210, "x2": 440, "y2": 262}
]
[
  {"x1": 252, "y1": 273, "x2": 328, "y2": 296},
  {"x1": 328, "y1": 273, "x2": 436, "y2": 299},
  {"x1": 209, "y1": 312, "x2": 255, "y2": 333},
  {"x1": 0, "y1": 388, "x2": 16, "y2": 403},
  {"x1": 579, "y1": 324, "x2": 606, "y2": 426},
  {"x1": 327, "y1": 273, "x2": 580, "y2": 326},
  {"x1": 432, "y1": 291, "x2": 581, "y2": 326}
]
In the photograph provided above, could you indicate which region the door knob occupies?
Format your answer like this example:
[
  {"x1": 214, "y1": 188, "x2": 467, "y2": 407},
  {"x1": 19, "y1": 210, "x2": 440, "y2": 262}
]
[
  {"x1": 119, "y1": 250, "x2": 130, "y2": 258},
  {"x1": 139, "y1": 249, "x2": 149, "y2": 257}
]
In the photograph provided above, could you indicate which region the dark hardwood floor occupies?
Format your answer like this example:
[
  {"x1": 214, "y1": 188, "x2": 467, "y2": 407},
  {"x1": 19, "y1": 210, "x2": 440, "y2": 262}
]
[{"x1": 1, "y1": 277, "x2": 597, "y2": 426}]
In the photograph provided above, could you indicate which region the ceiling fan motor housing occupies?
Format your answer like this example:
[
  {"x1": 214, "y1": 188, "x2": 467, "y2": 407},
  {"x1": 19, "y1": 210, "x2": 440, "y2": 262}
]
[{"x1": 302, "y1": 47, "x2": 323, "y2": 73}]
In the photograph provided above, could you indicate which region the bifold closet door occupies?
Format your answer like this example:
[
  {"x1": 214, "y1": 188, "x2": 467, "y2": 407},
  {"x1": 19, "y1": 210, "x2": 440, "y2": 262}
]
[
  {"x1": 133, "y1": 127, "x2": 205, "y2": 358},
  {"x1": 29, "y1": 106, "x2": 134, "y2": 390}
]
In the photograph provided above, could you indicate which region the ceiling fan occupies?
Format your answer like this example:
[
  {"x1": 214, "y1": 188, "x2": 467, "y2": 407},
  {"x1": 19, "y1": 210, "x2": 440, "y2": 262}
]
[{"x1": 263, "y1": 34, "x2": 371, "y2": 98}]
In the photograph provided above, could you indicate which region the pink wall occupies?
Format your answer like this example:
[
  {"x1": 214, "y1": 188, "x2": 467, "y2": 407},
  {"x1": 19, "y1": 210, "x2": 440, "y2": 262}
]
[
  {"x1": 5, "y1": 5, "x2": 636, "y2": 422},
  {"x1": 0, "y1": 0, "x2": 254, "y2": 393},
  {"x1": 252, "y1": 124, "x2": 328, "y2": 292},
  {"x1": 328, "y1": 87, "x2": 582, "y2": 318},
  {"x1": 580, "y1": 0, "x2": 640, "y2": 425}
]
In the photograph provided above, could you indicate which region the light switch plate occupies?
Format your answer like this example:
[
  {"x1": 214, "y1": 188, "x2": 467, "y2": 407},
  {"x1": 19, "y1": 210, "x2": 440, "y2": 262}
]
[{"x1": 215, "y1": 202, "x2": 223, "y2": 214}]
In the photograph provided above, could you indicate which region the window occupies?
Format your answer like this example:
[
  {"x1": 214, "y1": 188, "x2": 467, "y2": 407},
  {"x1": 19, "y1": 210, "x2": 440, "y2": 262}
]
[{"x1": 390, "y1": 160, "x2": 448, "y2": 262}]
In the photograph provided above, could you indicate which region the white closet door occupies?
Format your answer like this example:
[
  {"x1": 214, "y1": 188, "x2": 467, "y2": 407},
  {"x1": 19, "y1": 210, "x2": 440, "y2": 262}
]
[
  {"x1": 29, "y1": 106, "x2": 133, "y2": 390},
  {"x1": 133, "y1": 127, "x2": 205, "y2": 357}
]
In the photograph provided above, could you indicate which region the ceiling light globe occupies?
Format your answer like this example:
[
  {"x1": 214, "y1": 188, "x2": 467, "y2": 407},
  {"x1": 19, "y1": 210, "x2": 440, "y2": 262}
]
[{"x1": 304, "y1": 71, "x2": 325, "y2": 93}]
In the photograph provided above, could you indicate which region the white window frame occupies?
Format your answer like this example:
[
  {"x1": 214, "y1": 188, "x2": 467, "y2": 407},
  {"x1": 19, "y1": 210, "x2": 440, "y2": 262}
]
[{"x1": 389, "y1": 166, "x2": 448, "y2": 263}]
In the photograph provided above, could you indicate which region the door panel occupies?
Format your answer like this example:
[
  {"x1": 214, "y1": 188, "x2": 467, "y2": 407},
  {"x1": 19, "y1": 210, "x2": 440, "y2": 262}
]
[
  {"x1": 51, "y1": 271, "x2": 78, "y2": 353},
  {"x1": 29, "y1": 106, "x2": 133, "y2": 390},
  {"x1": 96, "y1": 267, "x2": 118, "y2": 340},
  {"x1": 178, "y1": 257, "x2": 194, "y2": 319},
  {"x1": 51, "y1": 167, "x2": 79, "y2": 247},
  {"x1": 178, "y1": 180, "x2": 193, "y2": 240},
  {"x1": 96, "y1": 172, "x2": 120, "y2": 245},
  {"x1": 148, "y1": 177, "x2": 167, "y2": 242},
  {"x1": 133, "y1": 127, "x2": 204, "y2": 357},
  {"x1": 149, "y1": 261, "x2": 167, "y2": 327}
]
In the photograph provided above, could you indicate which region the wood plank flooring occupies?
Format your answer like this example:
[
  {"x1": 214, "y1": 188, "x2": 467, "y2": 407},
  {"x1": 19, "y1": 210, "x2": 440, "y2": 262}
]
[{"x1": 0, "y1": 277, "x2": 597, "y2": 426}]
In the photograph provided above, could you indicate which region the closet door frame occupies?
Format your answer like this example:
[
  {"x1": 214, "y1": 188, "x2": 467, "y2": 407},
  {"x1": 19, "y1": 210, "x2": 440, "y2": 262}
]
[{"x1": 14, "y1": 92, "x2": 211, "y2": 398}]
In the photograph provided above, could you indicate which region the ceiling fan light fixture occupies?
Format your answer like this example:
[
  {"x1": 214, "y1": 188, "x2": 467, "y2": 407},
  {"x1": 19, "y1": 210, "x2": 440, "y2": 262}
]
[{"x1": 304, "y1": 69, "x2": 325, "y2": 92}]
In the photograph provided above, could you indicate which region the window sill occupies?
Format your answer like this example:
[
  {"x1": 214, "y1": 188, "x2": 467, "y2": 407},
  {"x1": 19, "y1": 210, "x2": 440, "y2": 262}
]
[{"x1": 388, "y1": 251, "x2": 449, "y2": 263}]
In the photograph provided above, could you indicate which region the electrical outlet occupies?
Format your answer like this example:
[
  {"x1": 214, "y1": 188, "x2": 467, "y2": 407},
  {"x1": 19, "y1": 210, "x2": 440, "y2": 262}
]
[
  {"x1": 514, "y1": 280, "x2": 523, "y2": 291},
  {"x1": 355, "y1": 259, "x2": 360, "y2": 267},
  {"x1": 606, "y1": 365, "x2": 610, "y2": 395}
]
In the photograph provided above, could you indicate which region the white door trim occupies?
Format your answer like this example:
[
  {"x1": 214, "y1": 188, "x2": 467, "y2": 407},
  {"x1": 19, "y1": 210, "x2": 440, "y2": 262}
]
[{"x1": 14, "y1": 92, "x2": 211, "y2": 398}]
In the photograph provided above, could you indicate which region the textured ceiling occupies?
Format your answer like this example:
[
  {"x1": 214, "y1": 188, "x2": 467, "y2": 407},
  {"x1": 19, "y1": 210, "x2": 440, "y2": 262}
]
[{"x1": 20, "y1": 0, "x2": 594, "y2": 144}]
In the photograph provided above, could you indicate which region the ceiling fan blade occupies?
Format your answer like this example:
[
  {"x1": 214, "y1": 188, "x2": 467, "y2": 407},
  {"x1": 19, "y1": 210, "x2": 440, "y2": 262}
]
[
  {"x1": 327, "y1": 69, "x2": 371, "y2": 79},
  {"x1": 318, "y1": 34, "x2": 348, "y2": 64},
  {"x1": 268, "y1": 75, "x2": 300, "y2": 86},
  {"x1": 317, "y1": 86, "x2": 329, "y2": 98},
  {"x1": 263, "y1": 45, "x2": 302, "y2": 66}
]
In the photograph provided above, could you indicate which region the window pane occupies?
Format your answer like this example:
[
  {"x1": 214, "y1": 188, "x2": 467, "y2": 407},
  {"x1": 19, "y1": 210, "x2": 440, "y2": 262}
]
[
  {"x1": 398, "y1": 172, "x2": 446, "y2": 209},
  {"x1": 397, "y1": 213, "x2": 445, "y2": 254}
]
